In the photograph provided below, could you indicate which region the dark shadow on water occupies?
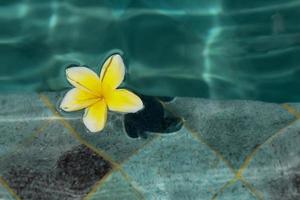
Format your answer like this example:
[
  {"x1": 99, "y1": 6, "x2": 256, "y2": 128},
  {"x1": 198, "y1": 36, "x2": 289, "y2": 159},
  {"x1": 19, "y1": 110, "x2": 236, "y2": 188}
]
[{"x1": 124, "y1": 94, "x2": 183, "y2": 138}]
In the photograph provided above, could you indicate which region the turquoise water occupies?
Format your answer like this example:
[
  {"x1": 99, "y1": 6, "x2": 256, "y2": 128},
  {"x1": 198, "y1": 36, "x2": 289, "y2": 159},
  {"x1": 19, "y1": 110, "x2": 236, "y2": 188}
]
[{"x1": 1, "y1": 0, "x2": 300, "y2": 102}]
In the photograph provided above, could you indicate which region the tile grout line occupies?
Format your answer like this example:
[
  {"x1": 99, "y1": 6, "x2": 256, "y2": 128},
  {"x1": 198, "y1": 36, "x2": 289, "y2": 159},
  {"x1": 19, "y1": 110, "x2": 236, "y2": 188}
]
[
  {"x1": 236, "y1": 117, "x2": 299, "y2": 177},
  {"x1": 281, "y1": 103, "x2": 300, "y2": 119},
  {"x1": 0, "y1": 121, "x2": 51, "y2": 200},
  {"x1": 184, "y1": 124, "x2": 236, "y2": 174},
  {"x1": 0, "y1": 176, "x2": 21, "y2": 200},
  {"x1": 240, "y1": 179, "x2": 264, "y2": 200},
  {"x1": 211, "y1": 103, "x2": 300, "y2": 200},
  {"x1": 160, "y1": 101, "x2": 237, "y2": 173},
  {"x1": 211, "y1": 178, "x2": 237, "y2": 200},
  {"x1": 119, "y1": 170, "x2": 145, "y2": 200},
  {"x1": 211, "y1": 118, "x2": 299, "y2": 200},
  {"x1": 119, "y1": 135, "x2": 160, "y2": 165},
  {"x1": 38, "y1": 94, "x2": 120, "y2": 169},
  {"x1": 39, "y1": 94, "x2": 122, "y2": 199},
  {"x1": 160, "y1": 102, "x2": 250, "y2": 199},
  {"x1": 163, "y1": 104, "x2": 279, "y2": 200},
  {"x1": 0, "y1": 120, "x2": 50, "y2": 163},
  {"x1": 83, "y1": 170, "x2": 115, "y2": 200},
  {"x1": 39, "y1": 93, "x2": 146, "y2": 200},
  {"x1": 183, "y1": 123, "x2": 265, "y2": 200}
]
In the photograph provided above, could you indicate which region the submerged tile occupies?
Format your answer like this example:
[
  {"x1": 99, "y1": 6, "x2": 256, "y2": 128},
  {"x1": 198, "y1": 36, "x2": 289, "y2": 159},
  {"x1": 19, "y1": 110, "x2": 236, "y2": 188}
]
[
  {"x1": 0, "y1": 122, "x2": 113, "y2": 200},
  {"x1": 122, "y1": 128, "x2": 234, "y2": 200},
  {"x1": 0, "y1": 121, "x2": 46, "y2": 160},
  {"x1": 242, "y1": 120, "x2": 300, "y2": 200},
  {"x1": 55, "y1": 145, "x2": 112, "y2": 191},
  {"x1": 0, "y1": 123, "x2": 80, "y2": 174},
  {"x1": 0, "y1": 93, "x2": 53, "y2": 160},
  {"x1": 215, "y1": 181, "x2": 256, "y2": 200},
  {"x1": 88, "y1": 171, "x2": 141, "y2": 200},
  {"x1": 42, "y1": 92, "x2": 158, "y2": 163},
  {"x1": 166, "y1": 98, "x2": 294, "y2": 169},
  {"x1": 0, "y1": 181, "x2": 15, "y2": 200},
  {"x1": 0, "y1": 93, "x2": 52, "y2": 119}
]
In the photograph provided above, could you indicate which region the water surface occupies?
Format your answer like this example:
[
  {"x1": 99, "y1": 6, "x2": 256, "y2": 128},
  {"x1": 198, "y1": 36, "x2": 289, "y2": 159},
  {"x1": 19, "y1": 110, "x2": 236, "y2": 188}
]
[{"x1": 1, "y1": 0, "x2": 300, "y2": 102}]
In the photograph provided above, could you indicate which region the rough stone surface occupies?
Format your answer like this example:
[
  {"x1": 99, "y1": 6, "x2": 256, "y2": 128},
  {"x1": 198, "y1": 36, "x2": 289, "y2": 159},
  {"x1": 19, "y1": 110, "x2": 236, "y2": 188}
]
[
  {"x1": 88, "y1": 171, "x2": 141, "y2": 200},
  {"x1": 122, "y1": 128, "x2": 234, "y2": 200},
  {"x1": 0, "y1": 182, "x2": 15, "y2": 200},
  {"x1": 215, "y1": 182, "x2": 256, "y2": 200},
  {"x1": 1, "y1": 93, "x2": 300, "y2": 199},
  {"x1": 242, "y1": 119, "x2": 300, "y2": 200},
  {"x1": 166, "y1": 98, "x2": 295, "y2": 169}
]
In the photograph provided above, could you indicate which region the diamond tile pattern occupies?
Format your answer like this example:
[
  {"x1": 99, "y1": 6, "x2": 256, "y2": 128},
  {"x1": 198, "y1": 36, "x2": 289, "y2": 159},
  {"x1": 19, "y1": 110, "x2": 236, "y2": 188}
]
[
  {"x1": 0, "y1": 93, "x2": 300, "y2": 200},
  {"x1": 242, "y1": 119, "x2": 300, "y2": 200},
  {"x1": 44, "y1": 92, "x2": 156, "y2": 163},
  {"x1": 166, "y1": 98, "x2": 294, "y2": 169},
  {"x1": 0, "y1": 121, "x2": 112, "y2": 200},
  {"x1": 0, "y1": 93, "x2": 52, "y2": 159},
  {"x1": 122, "y1": 128, "x2": 234, "y2": 200},
  {"x1": 88, "y1": 171, "x2": 141, "y2": 200},
  {"x1": 215, "y1": 181, "x2": 256, "y2": 200}
]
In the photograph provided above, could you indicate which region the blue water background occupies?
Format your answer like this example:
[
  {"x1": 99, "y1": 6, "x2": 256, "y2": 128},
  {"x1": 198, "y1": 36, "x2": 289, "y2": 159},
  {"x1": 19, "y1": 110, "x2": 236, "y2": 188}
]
[{"x1": 1, "y1": 0, "x2": 300, "y2": 102}]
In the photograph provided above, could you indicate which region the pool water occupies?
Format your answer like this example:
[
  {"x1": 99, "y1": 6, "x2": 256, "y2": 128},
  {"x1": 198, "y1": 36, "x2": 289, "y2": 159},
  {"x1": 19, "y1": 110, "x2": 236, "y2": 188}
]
[
  {"x1": 1, "y1": 1, "x2": 300, "y2": 200},
  {"x1": 1, "y1": 0, "x2": 300, "y2": 102}
]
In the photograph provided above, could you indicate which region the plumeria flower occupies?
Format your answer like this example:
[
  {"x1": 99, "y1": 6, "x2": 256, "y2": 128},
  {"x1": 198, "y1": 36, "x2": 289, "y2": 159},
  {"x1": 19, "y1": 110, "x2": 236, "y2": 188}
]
[{"x1": 60, "y1": 54, "x2": 144, "y2": 133}]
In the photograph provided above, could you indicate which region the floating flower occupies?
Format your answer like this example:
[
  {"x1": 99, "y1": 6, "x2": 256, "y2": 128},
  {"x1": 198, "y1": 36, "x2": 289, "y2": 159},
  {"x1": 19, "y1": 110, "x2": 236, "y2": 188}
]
[{"x1": 60, "y1": 54, "x2": 144, "y2": 132}]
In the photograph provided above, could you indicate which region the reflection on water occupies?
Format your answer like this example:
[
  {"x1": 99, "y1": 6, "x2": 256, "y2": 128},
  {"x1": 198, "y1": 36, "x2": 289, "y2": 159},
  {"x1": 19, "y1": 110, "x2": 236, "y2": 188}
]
[{"x1": 1, "y1": 0, "x2": 300, "y2": 102}]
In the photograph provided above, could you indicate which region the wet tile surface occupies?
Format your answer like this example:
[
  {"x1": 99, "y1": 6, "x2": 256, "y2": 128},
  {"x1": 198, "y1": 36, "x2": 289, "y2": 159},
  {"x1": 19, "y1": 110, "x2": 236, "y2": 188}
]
[
  {"x1": 88, "y1": 171, "x2": 141, "y2": 200},
  {"x1": 166, "y1": 98, "x2": 295, "y2": 169},
  {"x1": 215, "y1": 182, "x2": 256, "y2": 200},
  {"x1": 0, "y1": 113, "x2": 113, "y2": 200},
  {"x1": 1, "y1": 93, "x2": 300, "y2": 199},
  {"x1": 122, "y1": 128, "x2": 234, "y2": 200},
  {"x1": 44, "y1": 92, "x2": 156, "y2": 163},
  {"x1": 242, "y1": 119, "x2": 300, "y2": 200},
  {"x1": 0, "y1": 182, "x2": 15, "y2": 200},
  {"x1": 0, "y1": 93, "x2": 52, "y2": 159}
]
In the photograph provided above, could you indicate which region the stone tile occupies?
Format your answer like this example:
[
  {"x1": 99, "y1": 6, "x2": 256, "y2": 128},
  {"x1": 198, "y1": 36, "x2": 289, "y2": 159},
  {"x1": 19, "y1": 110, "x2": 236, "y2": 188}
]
[
  {"x1": 43, "y1": 92, "x2": 156, "y2": 163},
  {"x1": 285, "y1": 103, "x2": 300, "y2": 114},
  {"x1": 88, "y1": 171, "x2": 141, "y2": 200},
  {"x1": 166, "y1": 98, "x2": 294, "y2": 169},
  {"x1": 0, "y1": 121, "x2": 46, "y2": 160},
  {"x1": 0, "y1": 182, "x2": 15, "y2": 200},
  {"x1": 122, "y1": 128, "x2": 234, "y2": 200},
  {"x1": 0, "y1": 122, "x2": 113, "y2": 200},
  {"x1": 242, "y1": 120, "x2": 300, "y2": 200},
  {"x1": 0, "y1": 123, "x2": 80, "y2": 174},
  {"x1": 215, "y1": 181, "x2": 256, "y2": 200},
  {"x1": 0, "y1": 93, "x2": 52, "y2": 119},
  {"x1": 0, "y1": 93, "x2": 53, "y2": 159}
]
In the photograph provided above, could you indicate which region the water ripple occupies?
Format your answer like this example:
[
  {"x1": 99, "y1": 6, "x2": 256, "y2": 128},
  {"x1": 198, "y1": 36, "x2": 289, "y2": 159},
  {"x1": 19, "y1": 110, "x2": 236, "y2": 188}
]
[{"x1": 1, "y1": 0, "x2": 300, "y2": 102}]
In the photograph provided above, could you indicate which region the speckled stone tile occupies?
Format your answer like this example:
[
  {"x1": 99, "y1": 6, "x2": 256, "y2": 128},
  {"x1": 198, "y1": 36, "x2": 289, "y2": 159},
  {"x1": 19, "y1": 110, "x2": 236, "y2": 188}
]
[
  {"x1": 215, "y1": 181, "x2": 256, "y2": 200},
  {"x1": 242, "y1": 120, "x2": 300, "y2": 200},
  {"x1": 42, "y1": 92, "x2": 156, "y2": 163},
  {"x1": 0, "y1": 93, "x2": 52, "y2": 159},
  {"x1": 122, "y1": 128, "x2": 234, "y2": 200},
  {"x1": 0, "y1": 93, "x2": 52, "y2": 119},
  {"x1": 0, "y1": 122, "x2": 113, "y2": 200},
  {"x1": 285, "y1": 103, "x2": 300, "y2": 113},
  {"x1": 166, "y1": 98, "x2": 295, "y2": 169},
  {"x1": 0, "y1": 182, "x2": 15, "y2": 200},
  {"x1": 88, "y1": 171, "x2": 141, "y2": 200}
]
